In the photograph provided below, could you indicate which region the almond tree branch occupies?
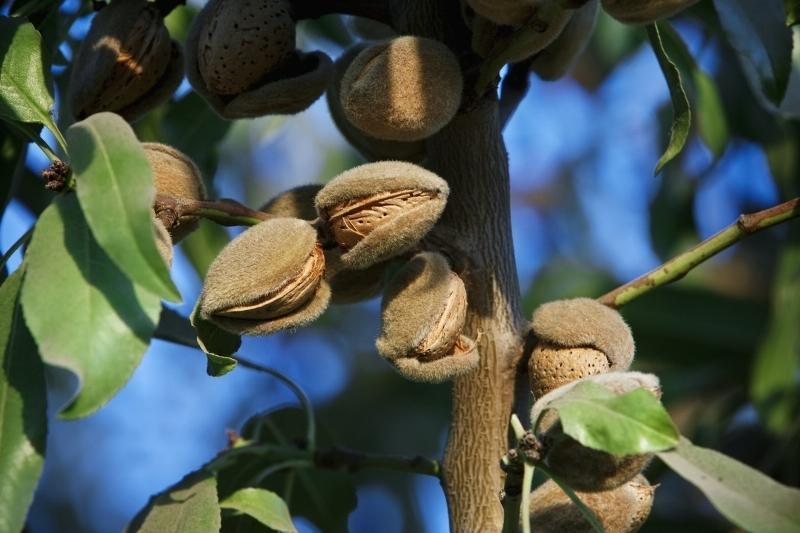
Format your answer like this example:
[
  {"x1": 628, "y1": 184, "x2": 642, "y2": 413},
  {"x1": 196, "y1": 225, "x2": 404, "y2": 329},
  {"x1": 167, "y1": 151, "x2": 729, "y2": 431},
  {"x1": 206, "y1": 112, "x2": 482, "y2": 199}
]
[{"x1": 598, "y1": 197, "x2": 800, "y2": 309}]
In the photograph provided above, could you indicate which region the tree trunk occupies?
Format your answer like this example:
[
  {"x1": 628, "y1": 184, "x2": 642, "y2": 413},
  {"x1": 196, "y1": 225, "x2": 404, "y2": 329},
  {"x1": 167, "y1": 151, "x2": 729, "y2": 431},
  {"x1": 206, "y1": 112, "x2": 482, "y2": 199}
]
[{"x1": 426, "y1": 98, "x2": 526, "y2": 532}]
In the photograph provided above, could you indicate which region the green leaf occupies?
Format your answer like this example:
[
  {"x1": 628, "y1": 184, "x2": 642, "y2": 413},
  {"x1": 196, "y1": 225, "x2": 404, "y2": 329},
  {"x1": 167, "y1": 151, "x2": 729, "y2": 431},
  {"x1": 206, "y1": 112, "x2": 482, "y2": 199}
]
[
  {"x1": 713, "y1": 0, "x2": 793, "y2": 108},
  {"x1": 548, "y1": 382, "x2": 680, "y2": 455},
  {"x1": 647, "y1": 23, "x2": 692, "y2": 174},
  {"x1": 0, "y1": 269, "x2": 47, "y2": 533},
  {"x1": 20, "y1": 195, "x2": 161, "y2": 419},
  {"x1": 657, "y1": 23, "x2": 729, "y2": 157},
  {"x1": 190, "y1": 301, "x2": 241, "y2": 358},
  {"x1": 128, "y1": 470, "x2": 221, "y2": 533},
  {"x1": 657, "y1": 437, "x2": 800, "y2": 532},
  {"x1": 750, "y1": 237, "x2": 800, "y2": 433},
  {"x1": 220, "y1": 488, "x2": 297, "y2": 533},
  {"x1": 68, "y1": 112, "x2": 181, "y2": 302},
  {"x1": 0, "y1": 17, "x2": 60, "y2": 139},
  {"x1": 206, "y1": 353, "x2": 237, "y2": 377}
]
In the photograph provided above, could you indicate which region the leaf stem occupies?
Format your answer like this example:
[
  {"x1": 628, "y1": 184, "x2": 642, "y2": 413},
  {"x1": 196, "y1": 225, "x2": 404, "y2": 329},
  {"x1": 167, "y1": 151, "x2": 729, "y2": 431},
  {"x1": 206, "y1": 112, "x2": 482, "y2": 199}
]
[
  {"x1": 520, "y1": 462, "x2": 534, "y2": 533},
  {"x1": 234, "y1": 357, "x2": 317, "y2": 453},
  {"x1": 154, "y1": 194, "x2": 272, "y2": 227},
  {"x1": 598, "y1": 197, "x2": 800, "y2": 308},
  {"x1": 0, "y1": 227, "x2": 34, "y2": 271}
]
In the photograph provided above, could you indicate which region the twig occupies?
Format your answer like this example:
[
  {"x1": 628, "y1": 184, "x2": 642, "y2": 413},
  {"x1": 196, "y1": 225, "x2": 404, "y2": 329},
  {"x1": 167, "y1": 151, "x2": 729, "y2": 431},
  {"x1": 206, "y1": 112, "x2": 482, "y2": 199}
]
[
  {"x1": 154, "y1": 194, "x2": 272, "y2": 228},
  {"x1": 314, "y1": 446, "x2": 440, "y2": 477},
  {"x1": 598, "y1": 197, "x2": 800, "y2": 309},
  {"x1": 500, "y1": 59, "x2": 535, "y2": 130}
]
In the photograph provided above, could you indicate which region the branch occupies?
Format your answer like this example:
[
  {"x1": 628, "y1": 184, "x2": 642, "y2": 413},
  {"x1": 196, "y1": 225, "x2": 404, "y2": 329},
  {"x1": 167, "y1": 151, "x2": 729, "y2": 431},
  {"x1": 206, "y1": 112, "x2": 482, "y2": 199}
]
[
  {"x1": 289, "y1": 0, "x2": 393, "y2": 25},
  {"x1": 154, "y1": 194, "x2": 272, "y2": 228},
  {"x1": 314, "y1": 447, "x2": 440, "y2": 477},
  {"x1": 500, "y1": 59, "x2": 535, "y2": 130},
  {"x1": 598, "y1": 197, "x2": 800, "y2": 309}
]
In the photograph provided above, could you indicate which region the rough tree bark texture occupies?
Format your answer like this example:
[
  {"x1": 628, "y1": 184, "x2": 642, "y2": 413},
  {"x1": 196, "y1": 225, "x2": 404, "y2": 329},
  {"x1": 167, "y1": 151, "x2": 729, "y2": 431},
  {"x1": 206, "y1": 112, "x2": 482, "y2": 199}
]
[{"x1": 427, "y1": 100, "x2": 526, "y2": 532}]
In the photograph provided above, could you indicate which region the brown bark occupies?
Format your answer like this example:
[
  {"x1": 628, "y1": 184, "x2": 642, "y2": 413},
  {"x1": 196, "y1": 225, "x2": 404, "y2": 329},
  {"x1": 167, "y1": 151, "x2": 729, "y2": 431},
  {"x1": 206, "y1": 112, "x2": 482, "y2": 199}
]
[{"x1": 426, "y1": 99, "x2": 526, "y2": 532}]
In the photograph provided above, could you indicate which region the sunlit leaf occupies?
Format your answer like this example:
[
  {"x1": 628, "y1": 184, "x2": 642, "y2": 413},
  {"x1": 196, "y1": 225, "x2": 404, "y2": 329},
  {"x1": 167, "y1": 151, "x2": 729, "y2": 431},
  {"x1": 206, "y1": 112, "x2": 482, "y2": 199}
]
[
  {"x1": 647, "y1": 23, "x2": 692, "y2": 174},
  {"x1": 713, "y1": 0, "x2": 793, "y2": 108},
  {"x1": 658, "y1": 437, "x2": 800, "y2": 532},
  {"x1": 20, "y1": 195, "x2": 161, "y2": 419},
  {"x1": 68, "y1": 112, "x2": 181, "y2": 302},
  {"x1": 128, "y1": 471, "x2": 221, "y2": 533},
  {"x1": 0, "y1": 269, "x2": 47, "y2": 533},
  {"x1": 547, "y1": 381, "x2": 680, "y2": 455},
  {"x1": 220, "y1": 488, "x2": 297, "y2": 533},
  {"x1": 0, "y1": 17, "x2": 59, "y2": 138}
]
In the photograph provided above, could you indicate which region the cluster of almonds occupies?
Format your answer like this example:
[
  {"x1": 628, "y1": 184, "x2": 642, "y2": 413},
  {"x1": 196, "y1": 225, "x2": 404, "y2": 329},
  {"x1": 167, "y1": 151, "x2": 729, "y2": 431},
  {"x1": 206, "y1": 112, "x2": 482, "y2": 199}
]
[
  {"x1": 468, "y1": 0, "x2": 701, "y2": 82},
  {"x1": 190, "y1": 161, "x2": 479, "y2": 383},
  {"x1": 524, "y1": 298, "x2": 660, "y2": 531}
]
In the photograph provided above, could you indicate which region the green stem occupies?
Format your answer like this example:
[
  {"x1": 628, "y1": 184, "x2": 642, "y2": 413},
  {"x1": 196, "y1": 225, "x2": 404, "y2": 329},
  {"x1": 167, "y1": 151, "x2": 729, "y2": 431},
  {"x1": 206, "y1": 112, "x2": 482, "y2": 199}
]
[
  {"x1": 154, "y1": 194, "x2": 272, "y2": 228},
  {"x1": 520, "y1": 463, "x2": 534, "y2": 533},
  {"x1": 0, "y1": 227, "x2": 34, "y2": 272},
  {"x1": 234, "y1": 357, "x2": 317, "y2": 453},
  {"x1": 538, "y1": 466, "x2": 604, "y2": 533},
  {"x1": 598, "y1": 197, "x2": 800, "y2": 308},
  {"x1": 50, "y1": 125, "x2": 68, "y2": 155},
  {"x1": 250, "y1": 459, "x2": 313, "y2": 486}
]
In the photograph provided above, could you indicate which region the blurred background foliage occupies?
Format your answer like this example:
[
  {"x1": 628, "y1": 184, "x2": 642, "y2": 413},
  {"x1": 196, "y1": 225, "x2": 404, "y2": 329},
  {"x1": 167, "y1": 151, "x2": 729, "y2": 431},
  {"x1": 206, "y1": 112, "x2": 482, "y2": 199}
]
[{"x1": 1, "y1": 0, "x2": 798, "y2": 531}]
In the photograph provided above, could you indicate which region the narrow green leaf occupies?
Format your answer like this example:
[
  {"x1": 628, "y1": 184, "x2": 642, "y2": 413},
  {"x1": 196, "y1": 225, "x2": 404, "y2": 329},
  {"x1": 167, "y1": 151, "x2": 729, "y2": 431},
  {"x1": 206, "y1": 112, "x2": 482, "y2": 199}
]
[
  {"x1": 658, "y1": 438, "x2": 800, "y2": 532},
  {"x1": 220, "y1": 488, "x2": 297, "y2": 533},
  {"x1": 128, "y1": 471, "x2": 221, "y2": 533},
  {"x1": 0, "y1": 17, "x2": 59, "y2": 138},
  {"x1": 190, "y1": 301, "x2": 241, "y2": 358},
  {"x1": 206, "y1": 353, "x2": 237, "y2": 377},
  {"x1": 713, "y1": 0, "x2": 793, "y2": 107},
  {"x1": 750, "y1": 238, "x2": 800, "y2": 433},
  {"x1": 548, "y1": 382, "x2": 680, "y2": 455},
  {"x1": 68, "y1": 112, "x2": 181, "y2": 302},
  {"x1": 658, "y1": 23, "x2": 729, "y2": 157},
  {"x1": 20, "y1": 195, "x2": 161, "y2": 419},
  {"x1": 647, "y1": 23, "x2": 692, "y2": 174},
  {"x1": 0, "y1": 269, "x2": 47, "y2": 533}
]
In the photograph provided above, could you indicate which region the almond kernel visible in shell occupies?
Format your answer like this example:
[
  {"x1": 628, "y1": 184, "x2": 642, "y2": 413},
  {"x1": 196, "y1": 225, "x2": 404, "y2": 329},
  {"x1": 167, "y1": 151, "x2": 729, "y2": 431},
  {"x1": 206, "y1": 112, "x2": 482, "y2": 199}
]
[
  {"x1": 197, "y1": 0, "x2": 295, "y2": 95},
  {"x1": 327, "y1": 189, "x2": 435, "y2": 250},
  {"x1": 414, "y1": 272, "x2": 468, "y2": 361},
  {"x1": 315, "y1": 162, "x2": 449, "y2": 269},
  {"x1": 529, "y1": 341, "x2": 610, "y2": 399}
]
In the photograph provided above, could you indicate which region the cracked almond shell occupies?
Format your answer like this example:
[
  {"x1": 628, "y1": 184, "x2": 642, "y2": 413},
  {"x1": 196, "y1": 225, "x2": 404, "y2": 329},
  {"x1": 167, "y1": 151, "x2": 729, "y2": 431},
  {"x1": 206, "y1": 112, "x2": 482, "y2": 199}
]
[
  {"x1": 532, "y1": 0, "x2": 599, "y2": 80},
  {"x1": 259, "y1": 184, "x2": 322, "y2": 221},
  {"x1": 199, "y1": 218, "x2": 330, "y2": 336},
  {"x1": 602, "y1": 0, "x2": 700, "y2": 24},
  {"x1": 340, "y1": 36, "x2": 463, "y2": 142},
  {"x1": 69, "y1": 0, "x2": 183, "y2": 121},
  {"x1": 531, "y1": 372, "x2": 662, "y2": 492},
  {"x1": 529, "y1": 475, "x2": 655, "y2": 533},
  {"x1": 186, "y1": 1, "x2": 333, "y2": 119},
  {"x1": 196, "y1": 0, "x2": 295, "y2": 95},
  {"x1": 529, "y1": 297, "x2": 634, "y2": 397},
  {"x1": 315, "y1": 161, "x2": 449, "y2": 269},
  {"x1": 376, "y1": 252, "x2": 478, "y2": 383},
  {"x1": 144, "y1": 143, "x2": 206, "y2": 242},
  {"x1": 329, "y1": 44, "x2": 426, "y2": 162}
]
